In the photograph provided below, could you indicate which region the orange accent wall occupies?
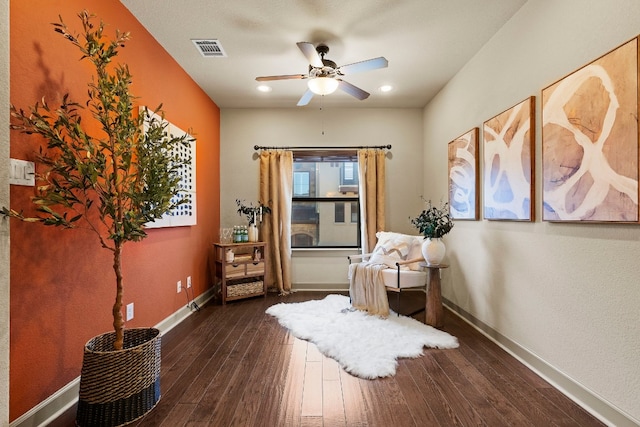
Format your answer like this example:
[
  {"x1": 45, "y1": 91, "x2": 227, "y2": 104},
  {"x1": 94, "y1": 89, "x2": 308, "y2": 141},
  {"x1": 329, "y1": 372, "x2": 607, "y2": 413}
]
[{"x1": 9, "y1": 0, "x2": 220, "y2": 420}]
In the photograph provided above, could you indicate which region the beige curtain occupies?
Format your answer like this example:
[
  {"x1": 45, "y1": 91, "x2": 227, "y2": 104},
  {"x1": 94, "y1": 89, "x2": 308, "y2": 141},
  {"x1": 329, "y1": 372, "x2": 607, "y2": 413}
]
[
  {"x1": 358, "y1": 149, "x2": 386, "y2": 253},
  {"x1": 259, "y1": 150, "x2": 293, "y2": 294}
]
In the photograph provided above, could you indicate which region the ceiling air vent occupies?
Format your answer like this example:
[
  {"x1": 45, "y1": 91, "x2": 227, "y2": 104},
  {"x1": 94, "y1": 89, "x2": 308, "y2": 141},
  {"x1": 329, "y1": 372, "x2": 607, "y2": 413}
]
[{"x1": 191, "y1": 39, "x2": 227, "y2": 58}]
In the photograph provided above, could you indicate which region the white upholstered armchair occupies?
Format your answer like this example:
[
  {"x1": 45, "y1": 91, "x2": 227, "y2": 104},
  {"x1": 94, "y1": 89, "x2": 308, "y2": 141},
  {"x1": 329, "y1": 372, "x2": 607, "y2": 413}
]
[{"x1": 347, "y1": 231, "x2": 427, "y2": 316}]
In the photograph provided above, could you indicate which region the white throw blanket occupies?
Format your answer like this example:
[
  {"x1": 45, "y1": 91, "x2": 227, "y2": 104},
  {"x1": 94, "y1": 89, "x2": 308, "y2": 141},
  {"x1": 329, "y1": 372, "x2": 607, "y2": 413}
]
[{"x1": 348, "y1": 262, "x2": 389, "y2": 317}]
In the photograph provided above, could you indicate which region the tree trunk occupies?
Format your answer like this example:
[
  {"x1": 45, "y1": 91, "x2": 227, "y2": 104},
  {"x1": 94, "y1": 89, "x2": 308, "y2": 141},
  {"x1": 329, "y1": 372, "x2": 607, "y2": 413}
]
[{"x1": 112, "y1": 241, "x2": 124, "y2": 350}]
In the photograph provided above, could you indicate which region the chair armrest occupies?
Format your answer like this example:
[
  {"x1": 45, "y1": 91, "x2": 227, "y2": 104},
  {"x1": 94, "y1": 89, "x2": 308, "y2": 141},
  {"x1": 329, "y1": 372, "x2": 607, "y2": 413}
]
[
  {"x1": 395, "y1": 257, "x2": 423, "y2": 267},
  {"x1": 347, "y1": 253, "x2": 373, "y2": 264},
  {"x1": 391, "y1": 257, "x2": 425, "y2": 289}
]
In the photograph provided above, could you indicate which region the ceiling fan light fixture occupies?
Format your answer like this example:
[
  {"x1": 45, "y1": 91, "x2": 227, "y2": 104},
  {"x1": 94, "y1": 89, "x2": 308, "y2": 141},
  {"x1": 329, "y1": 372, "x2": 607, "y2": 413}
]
[{"x1": 307, "y1": 77, "x2": 339, "y2": 95}]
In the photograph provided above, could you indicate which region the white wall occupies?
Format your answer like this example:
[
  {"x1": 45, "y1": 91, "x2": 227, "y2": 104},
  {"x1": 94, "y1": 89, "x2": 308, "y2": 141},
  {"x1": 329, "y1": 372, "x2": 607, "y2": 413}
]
[
  {"x1": 0, "y1": 1, "x2": 10, "y2": 425},
  {"x1": 221, "y1": 108, "x2": 423, "y2": 287},
  {"x1": 423, "y1": 1, "x2": 640, "y2": 424}
]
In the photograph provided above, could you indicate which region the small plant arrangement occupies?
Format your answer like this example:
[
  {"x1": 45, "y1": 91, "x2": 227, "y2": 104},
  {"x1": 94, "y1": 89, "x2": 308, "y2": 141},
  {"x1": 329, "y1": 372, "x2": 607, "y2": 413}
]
[
  {"x1": 236, "y1": 199, "x2": 271, "y2": 225},
  {"x1": 410, "y1": 199, "x2": 454, "y2": 239}
]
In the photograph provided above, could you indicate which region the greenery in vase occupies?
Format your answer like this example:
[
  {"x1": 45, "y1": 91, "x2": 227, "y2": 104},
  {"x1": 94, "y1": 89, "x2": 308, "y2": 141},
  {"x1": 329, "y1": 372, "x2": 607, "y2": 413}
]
[
  {"x1": 410, "y1": 199, "x2": 454, "y2": 239},
  {"x1": 236, "y1": 199, "x2": 271, "y2": 225},
  {"x1": 2, "y1": 11, "x2": 193, "y2": 350}
]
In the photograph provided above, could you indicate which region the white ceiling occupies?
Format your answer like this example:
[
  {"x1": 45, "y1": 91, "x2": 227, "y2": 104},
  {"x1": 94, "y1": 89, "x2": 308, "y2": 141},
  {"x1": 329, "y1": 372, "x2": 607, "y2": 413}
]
[{"x1": 120, "y1": 0, "x2": 526, "y2": 109}]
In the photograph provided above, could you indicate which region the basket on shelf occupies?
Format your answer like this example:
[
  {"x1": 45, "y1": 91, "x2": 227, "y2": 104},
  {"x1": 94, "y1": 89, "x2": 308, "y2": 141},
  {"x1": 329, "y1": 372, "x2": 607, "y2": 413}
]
[{"x1": 227, "y1": 281, "x2": 264, "y2": 298}]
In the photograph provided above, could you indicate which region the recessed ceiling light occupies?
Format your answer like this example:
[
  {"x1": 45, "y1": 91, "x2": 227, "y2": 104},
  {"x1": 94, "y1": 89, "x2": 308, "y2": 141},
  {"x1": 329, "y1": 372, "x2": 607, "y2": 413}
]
[
  {"x1": 257, "y1": 85, "x2": 272, "y2": 93},
  {"x1": 379, "y1": 85, "x2": 393, "y2": 93}
]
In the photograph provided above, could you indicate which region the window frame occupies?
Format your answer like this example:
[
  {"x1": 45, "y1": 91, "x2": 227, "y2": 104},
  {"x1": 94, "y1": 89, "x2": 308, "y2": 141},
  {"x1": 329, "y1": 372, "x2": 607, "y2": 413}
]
[{"x1": 291, "y1": 150, "x2": 361, "y2": 249}]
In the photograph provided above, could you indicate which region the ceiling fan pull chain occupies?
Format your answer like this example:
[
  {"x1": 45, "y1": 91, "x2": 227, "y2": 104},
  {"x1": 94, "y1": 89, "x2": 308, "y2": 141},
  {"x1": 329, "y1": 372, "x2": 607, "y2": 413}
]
[{"x1": 321, "y1": 97, "x2": 325, "y2": 136}]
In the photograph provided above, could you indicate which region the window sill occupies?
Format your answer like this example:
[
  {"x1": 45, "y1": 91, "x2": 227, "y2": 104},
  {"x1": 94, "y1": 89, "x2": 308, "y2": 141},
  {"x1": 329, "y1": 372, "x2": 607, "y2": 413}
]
[{"x1": 292, "y1": 247, "x2": 361, "y2": 256}]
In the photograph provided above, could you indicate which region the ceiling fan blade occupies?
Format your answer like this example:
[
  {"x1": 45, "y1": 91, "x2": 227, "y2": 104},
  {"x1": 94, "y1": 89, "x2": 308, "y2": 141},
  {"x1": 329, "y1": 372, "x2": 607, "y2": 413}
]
[
  {"x1": 338, "y1": 57, "x2": 388, "y2": 75},
  {"x1": 297, "y1": 42, "x2": 324, "y2": 68},
  {"x1": 337, "y1": 79, "x2": 370, "y2": 100},
  {"x1": 256, "y1": 74, "x2": 307, "y2": 82},
  {"x1": 297, "y1": 89, "x2": 315, "y2": 106}
]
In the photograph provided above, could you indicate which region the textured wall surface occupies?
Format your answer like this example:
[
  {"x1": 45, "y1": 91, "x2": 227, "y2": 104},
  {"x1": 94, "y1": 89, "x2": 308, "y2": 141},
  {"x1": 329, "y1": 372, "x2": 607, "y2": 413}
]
[
  {"x1": 9, "y1": 0, "x2": 220, "y2": 420},
  {"x1": 423, "y1": 0, "x2": 640, "y2": 423}
]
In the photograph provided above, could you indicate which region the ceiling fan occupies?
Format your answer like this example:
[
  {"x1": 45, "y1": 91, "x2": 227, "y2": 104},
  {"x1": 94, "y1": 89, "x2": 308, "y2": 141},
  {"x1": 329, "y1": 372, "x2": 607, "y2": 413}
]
[{"x1": 256, "y1": 42, "x2": 388, "y2": 106}]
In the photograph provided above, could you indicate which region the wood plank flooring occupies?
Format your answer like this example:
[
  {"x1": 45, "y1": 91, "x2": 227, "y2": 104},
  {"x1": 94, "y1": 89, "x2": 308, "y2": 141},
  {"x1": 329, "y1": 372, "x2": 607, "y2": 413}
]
[{"x1": 49, "y1": 291, "x2": 604, "y2": 427}]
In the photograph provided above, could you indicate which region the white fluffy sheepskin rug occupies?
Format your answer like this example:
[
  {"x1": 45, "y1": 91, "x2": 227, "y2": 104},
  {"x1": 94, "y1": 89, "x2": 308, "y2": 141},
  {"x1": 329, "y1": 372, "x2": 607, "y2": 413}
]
[{"x1": 266, "y1": 294, "x2": 459, "y2": 379}]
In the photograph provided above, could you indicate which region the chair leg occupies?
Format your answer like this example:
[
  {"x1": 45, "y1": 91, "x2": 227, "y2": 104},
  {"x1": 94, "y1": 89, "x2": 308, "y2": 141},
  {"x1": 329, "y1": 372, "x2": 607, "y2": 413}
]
[{"x1": 394, "y1": 290, "x2": 425, "y2": 318}]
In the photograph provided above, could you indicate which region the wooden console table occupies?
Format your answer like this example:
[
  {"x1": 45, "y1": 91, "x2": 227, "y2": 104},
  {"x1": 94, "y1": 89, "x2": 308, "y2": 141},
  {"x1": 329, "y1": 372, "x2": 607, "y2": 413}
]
[{"x1": 420, "y1": 262, "x2": 449, "y2": 328}]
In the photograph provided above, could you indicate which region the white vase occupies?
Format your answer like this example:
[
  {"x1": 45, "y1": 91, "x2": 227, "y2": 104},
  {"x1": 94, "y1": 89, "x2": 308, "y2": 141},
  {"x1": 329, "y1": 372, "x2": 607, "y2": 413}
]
[
  {"x1": 422, "y1": 238, "x2": 446, "y2": 265},
  {"x1": 248, "y1": 223, "x2": 259, "y2": 242}
]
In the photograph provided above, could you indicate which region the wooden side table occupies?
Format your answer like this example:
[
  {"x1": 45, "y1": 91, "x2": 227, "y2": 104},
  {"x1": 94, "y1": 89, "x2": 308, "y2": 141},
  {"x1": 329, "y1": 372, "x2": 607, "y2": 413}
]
[
  {"x1": 420, "y1": 262, "x2": 449, "y2": 328},
  {"x1": 212, "y1": 242, "x2": 268, "y2": 304}
]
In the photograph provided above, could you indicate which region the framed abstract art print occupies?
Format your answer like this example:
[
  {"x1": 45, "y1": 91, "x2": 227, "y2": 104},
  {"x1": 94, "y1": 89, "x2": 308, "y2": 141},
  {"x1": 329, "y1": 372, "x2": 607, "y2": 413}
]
[
  {"x1": 448, "y1": 128, "x2": 479, "y2": 220},
  {"x1": 483, "y1": 96, "x2": 535, "y2": 221},
  {"x1": 541, "y1": 37, "x2": 639, "y2": 223}
]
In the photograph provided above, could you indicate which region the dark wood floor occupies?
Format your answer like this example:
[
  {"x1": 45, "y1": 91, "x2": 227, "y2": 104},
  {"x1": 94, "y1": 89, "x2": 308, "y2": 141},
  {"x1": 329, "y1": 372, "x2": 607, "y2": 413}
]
[{"x1": 51, "y1": 291, "x2": 604, "y2": 427}]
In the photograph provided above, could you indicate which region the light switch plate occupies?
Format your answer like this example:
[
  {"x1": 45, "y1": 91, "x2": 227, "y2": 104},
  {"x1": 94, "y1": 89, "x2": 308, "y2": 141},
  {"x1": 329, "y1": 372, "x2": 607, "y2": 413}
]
[{"x1": 9, "y1": 158, "x2": 35, "y2": 186}]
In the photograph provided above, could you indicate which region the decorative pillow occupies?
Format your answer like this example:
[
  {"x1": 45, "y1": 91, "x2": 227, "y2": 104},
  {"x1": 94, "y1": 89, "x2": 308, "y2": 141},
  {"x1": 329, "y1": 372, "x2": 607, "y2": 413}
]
[
  {"x1": 374, "y1": 231, "x2": 411, "y2": 245},
  {"x1": 369, "y1": 231, "x2": 424, "y2": 271},
  {"x1": 369, "y1": 233, "x2": 415, "y2": 268},
  {"x1": 406, "y1": 235, "x2": 425, "y2": 270}
]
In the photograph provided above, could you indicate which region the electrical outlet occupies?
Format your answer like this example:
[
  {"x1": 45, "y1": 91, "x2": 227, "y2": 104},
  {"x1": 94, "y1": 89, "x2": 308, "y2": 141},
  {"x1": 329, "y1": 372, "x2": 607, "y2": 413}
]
[
  {"x1": 187, "y1": 276, "x2": 192, "y2": 288},
  {"x1": 177, "y1": 280, "x2": 182, "y2": 293},
  {"x1": 126, "y1": 303, "x2": 134, "y2": 321}
]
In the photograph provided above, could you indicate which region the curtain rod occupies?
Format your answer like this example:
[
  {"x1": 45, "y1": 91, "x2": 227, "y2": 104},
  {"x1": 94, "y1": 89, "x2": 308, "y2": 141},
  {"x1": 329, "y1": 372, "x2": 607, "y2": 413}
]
[{"x1": 254, "y1": 144, "x2": 391, "y2": 151}]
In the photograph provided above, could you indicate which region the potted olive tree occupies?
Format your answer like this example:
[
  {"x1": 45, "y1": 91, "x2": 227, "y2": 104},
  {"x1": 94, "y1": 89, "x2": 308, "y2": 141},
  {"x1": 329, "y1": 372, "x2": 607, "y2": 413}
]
[{"x1": 2, "y1": 11, "x2": 192, "y2": 426}]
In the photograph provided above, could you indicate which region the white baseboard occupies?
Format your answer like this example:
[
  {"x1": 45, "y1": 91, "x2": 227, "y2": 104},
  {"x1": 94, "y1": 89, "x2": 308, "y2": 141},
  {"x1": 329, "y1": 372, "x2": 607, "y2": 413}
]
[
  {"x1": 10, "y1": 288, "x2": 215, "y2": 427},
  {"x1": 155, "y1": 288, "x2": 215, "y2": 335},
  {"x1": 292, "y1": 282, "x2": 349, "y2": 292},
  {"x1": 9, "y1": 379, "x2": 79, "y2": 427},
  {"x1": 443, "y1": 298, "x2": 639, "y2": 427}
]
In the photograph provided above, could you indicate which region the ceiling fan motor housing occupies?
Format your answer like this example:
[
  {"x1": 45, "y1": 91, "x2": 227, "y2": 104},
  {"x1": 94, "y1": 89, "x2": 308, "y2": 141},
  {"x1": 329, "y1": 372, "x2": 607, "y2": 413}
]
[{"x1": 309, "y1": 44, "x2": 337, "y2": 76}]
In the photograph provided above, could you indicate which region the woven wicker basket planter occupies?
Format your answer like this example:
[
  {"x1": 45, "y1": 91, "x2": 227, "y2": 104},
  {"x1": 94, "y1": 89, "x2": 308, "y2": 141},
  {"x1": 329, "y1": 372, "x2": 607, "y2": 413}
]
[{"x1": 76, "y1": 328, "x2": 161, "y2": 427}]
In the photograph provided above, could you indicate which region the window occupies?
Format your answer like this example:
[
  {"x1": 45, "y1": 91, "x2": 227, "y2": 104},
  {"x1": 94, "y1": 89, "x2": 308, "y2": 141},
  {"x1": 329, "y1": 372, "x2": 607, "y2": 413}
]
[
  {"x1": 350, "y1": 202, "x2": 358, "y2": 223},
  {"x1": 292, "y1": 233, "x2": 314, "y2": 246},
  {"x1": 342, "y1": 162, "x2": 357, "y2": 185},
  {"x1": 291, "y1": 151, "x2": 360, "y2": 248},
  {"x1": 335, "y1": 203, "x2": 345, "y2": 223},
  {"x1": 293, "y1": 171, "x2": 310, "y2": 196}
]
